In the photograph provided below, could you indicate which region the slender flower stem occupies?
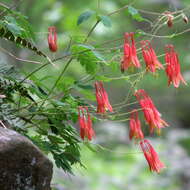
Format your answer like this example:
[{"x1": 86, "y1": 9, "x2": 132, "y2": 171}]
[
  {"x1": 83, "y1": 21, "x2": 100, "y2": 43},
  {"x1": 20, "y1": 62, "x2": 50, "y2": 83},
  {"x1": 86, "y1": 142, "x2": 142, "y2": 155},
  {"x1": 39, "y1": 57, "x2": 73, "y2": 108}
]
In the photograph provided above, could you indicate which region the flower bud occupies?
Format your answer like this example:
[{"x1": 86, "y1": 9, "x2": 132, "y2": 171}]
[
  {"x1": 182, "y1": 13, "x2": 188, "y2": 24},
  {"x1": 48, "y1": 26, "x2": 58, "y2": 52},
  {"x1": 167, "y1": 15, "x2": 174, "y2": 28}
]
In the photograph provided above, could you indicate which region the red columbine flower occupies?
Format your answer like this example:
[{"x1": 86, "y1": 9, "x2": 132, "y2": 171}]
[
  {"x1": 134, "y1": 89, "x2": 168, "y2": 134},
  {"x1": 165, "y1": 45, "x2": 187, "y2": 88},
  {"x1": 48, "y1": 26, "x2": 57, "y2": 52},
  {"x1": 140, "y1": 139, "x2": 165, "y2": 173},
  {"x1": 121, "y1": 32, "x2": 141, "y2": 72},
  {"x1": 95, "y1": 81, "x2": 113, "y2": 113},
  {"x1": 164, "y1": 11, "x2": 174, "y2": 28},
  {"x1": 129, "y1": 109, "x2": 144, "y2": 141},
  {"x1": 78, "y1": 106, "x2": 95, "y2": 141},
  {"x1": 141, "y1": 40, "x2": 164, "y2": 73}
]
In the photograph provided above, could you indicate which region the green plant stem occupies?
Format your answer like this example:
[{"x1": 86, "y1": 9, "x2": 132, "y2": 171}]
[
  {"x1": 83, "y1": 20, "x2": 100, "y2": 43},
  {"x1": 20, "y1": 62, "x2": 49, "y2": 83},
  {"x1": 20, "y1": 49, "x2": 93, "y2": 84},
  {"x1": 39, "y1": 57, "x2": 73, "y2": 108}
]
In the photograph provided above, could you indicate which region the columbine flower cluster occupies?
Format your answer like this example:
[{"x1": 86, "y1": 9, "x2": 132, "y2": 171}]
[
  {"x1": 140, "y1": 139, "x2": 165, "y2": 173},
  {"x1": 78, "y1": 106, "x2": 95, "y2": 141},
  {"x1": 141, "y1": 40, "x2": 164, "y2": 73},
  {"x1": 127, "y1": 89, "x2": 167, "y2": 173},
  {"x1": 121, "y1": 32, "x2": 141, "y2": 72},
  {"x1": 121, "y1": 32, "x2": 187, "y2": 88},
  {"x1": 129, "y1": 109, "x2": 144, "y2": 141},
  {"x1": 134, "y1": 89, "x2": 168, "y2": 134},
  {"x1": 165, "y1": 45, "x2": 187, "y2": 88},
  {"x1": 73, "y1": 31, "x2": 187, "y2": 173},
  {"x1": 95, "y1": 81, "x2": 113, "y2": 114}
]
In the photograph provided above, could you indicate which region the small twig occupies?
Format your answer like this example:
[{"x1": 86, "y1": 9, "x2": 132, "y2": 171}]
[
  {"x1": 0, "y1": 46, "x2": 42, "y2": 65},
  {"x1": 83, "y1": 21, "x2": 100, "y2": 43}
]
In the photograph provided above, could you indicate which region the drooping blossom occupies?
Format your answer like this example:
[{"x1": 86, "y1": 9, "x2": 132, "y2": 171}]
[
  {"x1": 78, "y1": 106, "x2": 95, "y2": 141},
  {"x1": 165, "y1": 11, "x2": 174, "y2": 28},
  {"x1": 182, "y1": 13, "x2": 188, "y2": 24},
  {"x1": 134, "y1": 89, "x2": 168, "y2": 134},
  {"x1": 129, "y1": 109, "x2": 144, "y2": 141},
  {"x1": 95, "y1": 81, "x2": 113, "y2": 113},
  {"x1": 48, "y1": 26, "x2": 57, "y2": 52},
  {"x1": 121, "y1": 32, "x2": 141, "y2": 72},
  {"x1": 165, "y1": 45, "x2": 187, "y2": 88},
  {"x1": 167, "y1": 15, "x2": 174, "y2": 28},
  {"x1": 140, "y1": 139, "x2": 165, "y2": 173},
  {"x1": 141, "y1": 40, "x2": 164, "y2": 73}
]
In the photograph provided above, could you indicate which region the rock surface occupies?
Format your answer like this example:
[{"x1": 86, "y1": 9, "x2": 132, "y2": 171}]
[{"x1": 0, "y1": 128, "x2": 53, "y2": 190}]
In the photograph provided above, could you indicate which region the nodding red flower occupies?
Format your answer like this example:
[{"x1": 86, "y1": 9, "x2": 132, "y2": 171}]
[
  {"x1": 48, "y1": 26, "x2": 57, "y2": 52},
  {"x1": 121, "y1": 32, "x2": 141, "y2": 72},
  {"x1": 165, "y1": 12, "x2": 174, "y2": 28},
  {"x1": 141, "y1": 40, "x2": 164, "y2": 73},
  {"x1": 167, "y1": 15, "x2": 174, "y2": 28},
  {"x1": 129, "y1": 109, "x2": 144, "y2": 141},
  {"x1": 95, "y1": 81, "x2": 113, "y2": 113},
  {"x1": 134, "y1": 89, "x2": 168, "y2": 134},
  {"x1": 78, "y1": 106, "x2": 95, "y2": 141},
  {"x1": 140, "y1": 139, "x2": 165, "y2": 173},
  {"x1": 165, "y1": 45, "x2": 187, "y2": 88}
]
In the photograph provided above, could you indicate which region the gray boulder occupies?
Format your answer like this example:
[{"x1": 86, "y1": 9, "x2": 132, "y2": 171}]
[{"x1": 0, "y1": 128, "x2": 53, "y2": 190}]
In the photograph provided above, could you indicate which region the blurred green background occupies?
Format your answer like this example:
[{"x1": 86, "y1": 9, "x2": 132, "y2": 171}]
[{"x1": 1, "y1": 0, "x2": 190, "y2": 190}]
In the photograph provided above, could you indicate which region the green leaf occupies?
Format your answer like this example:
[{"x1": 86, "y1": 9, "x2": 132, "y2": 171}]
[
  {"x1": 127, "y1": 6, "x2": 144, "y2": 22},
  {"x1": 48, "y1": 135, "x2": 64, "y2": 144},
  {"x1": 15, "y1": 14, "x2": 35, "y2": 40},
  {"x1": 128, "y1": 6, "x2": 138, "y2": 15},
  {"x1": 100, "y1": 15, "x2": 112, "y2": 27},
  {"x1": 0, "y1": 27, "x2": 47, "y2": 58},
  {"x1": 3, "y1": 16, "x2": 23, "y2": 36},
  {"x1": 4, "y1": 8, "x2": 34, "y2": 40},
  {"x1": 72, "y1": 44, "x2": 106, "y2": 74},
  {"x1": 77, "y1": 10, "x2": 95, "y2": 25}
]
